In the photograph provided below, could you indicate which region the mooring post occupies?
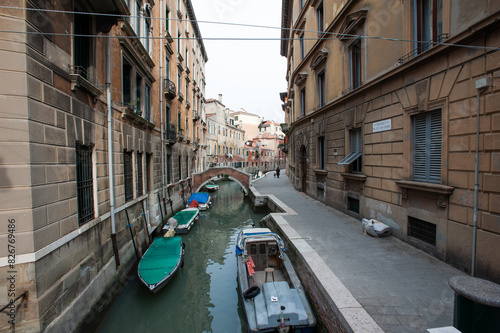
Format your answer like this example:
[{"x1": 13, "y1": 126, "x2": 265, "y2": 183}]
[{"x1": 125, "y1": 210, "x2": 140, "y2": 261}]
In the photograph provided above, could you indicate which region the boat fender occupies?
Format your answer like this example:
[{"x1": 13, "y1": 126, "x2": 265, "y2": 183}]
[
  {"x1": 180, "y1": 257, "x2": 184, "y2": 269},
  {"x1": 243, "y1": 286, "x2": 260, "y2": 299}
]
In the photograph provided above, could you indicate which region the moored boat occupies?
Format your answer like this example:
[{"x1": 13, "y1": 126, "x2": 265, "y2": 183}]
[
  {"x1": 163, "y1": 207, "x2": 199, "y2": 234},
  {"x1": 186, "y1": 192, "x2": 212, "y2": 210},
  {"x1": 205, "y1": 183, "x2": 219, "y2": 191},
  {"x1": 236, "y1": 228, "x2": 316, "y2": 332},
  {"x1": 137, "y1": 236, "x2": 184, "y2": 293}
]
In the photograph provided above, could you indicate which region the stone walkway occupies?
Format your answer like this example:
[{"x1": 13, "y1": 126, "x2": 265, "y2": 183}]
[{"x1": 252, "y1": 172, "x2": 465, "y2": 333}]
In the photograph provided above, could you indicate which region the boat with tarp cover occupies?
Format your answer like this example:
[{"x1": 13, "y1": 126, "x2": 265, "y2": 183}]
[
  {"x1": 162, "y1": 207, "x2": 199, "y2": 234},
  {"x1": 137, "y1": 236, "x2": 184, "y2": 293},
  {"x1": 186, "y1": 192, "x2": 212, "y2": 210},
  {"x1": 236, "y1": 228, "x2": 316, "y2": 332}
]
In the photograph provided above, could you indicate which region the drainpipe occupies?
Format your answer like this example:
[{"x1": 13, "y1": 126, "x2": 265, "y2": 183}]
[
  {"x1": 472, "y1": 77, "x2": 490, "y2": 276},
  {"x1": 160, "y1": 0, "x2": 166, "y2": 205},
  {"x1": 107, "y1": 33, "x2": 120, "y2": 267}
]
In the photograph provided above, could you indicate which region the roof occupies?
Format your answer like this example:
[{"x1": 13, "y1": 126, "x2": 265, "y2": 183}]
[
  {"x1": 280, "y1": 0, "x2": 291, "y2": 57},
  {"x1": 230, "y1": 110, "x2": 261, "y2": 118},
  {"x1": 186, "y1": 0, "x2": 208, "y2": 62}
]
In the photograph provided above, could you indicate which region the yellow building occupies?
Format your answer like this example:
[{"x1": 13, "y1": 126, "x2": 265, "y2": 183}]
[{"x1": 281, "y1": 0, "x2": 500, "y2": 282}]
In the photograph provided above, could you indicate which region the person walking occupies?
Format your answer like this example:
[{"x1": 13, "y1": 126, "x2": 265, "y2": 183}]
[{"x1": 276, "y1": 166, "x2": 280, "y2": 178}]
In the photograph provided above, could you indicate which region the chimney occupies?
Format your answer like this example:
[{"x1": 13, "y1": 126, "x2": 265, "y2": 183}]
[{"x1": 218, "y1": 94, "x2": 223, "y2": 103}]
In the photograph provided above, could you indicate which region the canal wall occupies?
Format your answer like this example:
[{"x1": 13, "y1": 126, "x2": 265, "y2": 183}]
[{"x1": 250, "y1": 185, "x2": 380, "y2": 333}]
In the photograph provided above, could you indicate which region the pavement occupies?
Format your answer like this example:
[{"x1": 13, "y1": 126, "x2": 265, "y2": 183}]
[{"x1": 252, "y1": 172, "x2": 465, "y2": 333}]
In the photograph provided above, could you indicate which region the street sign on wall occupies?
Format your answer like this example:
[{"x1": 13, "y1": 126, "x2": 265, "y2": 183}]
[{"x1": 372, "y1": 119, "x2": 392, "y2": 133}]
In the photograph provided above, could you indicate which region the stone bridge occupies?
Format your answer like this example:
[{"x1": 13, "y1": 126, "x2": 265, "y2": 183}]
[{"x1": 192, "y1": 167, "x2": 252, "y2": 195}]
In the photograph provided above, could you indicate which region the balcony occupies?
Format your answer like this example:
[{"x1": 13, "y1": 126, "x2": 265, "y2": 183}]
[
  {"x1": 397, "y1": 34, "x2": 449, "y2": 65},
  {"x1": 164, "y1": 79, "x2": 176, "y2": 99},
  {"x1": 342, "y1": 83, "x2": 364, "y2": 96},
  {"x1": 177, "y1": 92, "x2": 184, "y2": 101},
  {"x1": 192, "y1": 110, "x2": 200, "y2": 121},
  {"x1": 166, "y1": 123, "x2": 177, "y2": 144},
  {"x1": 69, "y1": 66, "x2": 104, "y2": 99},
  {"x1": 186, "y1": 100, "x2": 191, "y2": 109}
]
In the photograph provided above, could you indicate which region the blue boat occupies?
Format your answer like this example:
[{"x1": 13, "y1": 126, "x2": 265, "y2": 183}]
[{"x1": 186, "y1": 192, "x2": 212, "y2": 211}]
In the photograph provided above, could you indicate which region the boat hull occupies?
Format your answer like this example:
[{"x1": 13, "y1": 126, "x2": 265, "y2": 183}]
[
  {"x1": 138, "y1": 236, "x2": 184, "y2": 293},
  {"x1": 236, "y1": 229, "x2": 316, "y2": 332}
]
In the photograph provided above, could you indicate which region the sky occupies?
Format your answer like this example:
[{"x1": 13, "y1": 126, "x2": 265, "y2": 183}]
[{"x1": 190, "y1": 0, "x2": 287, "y2": 123}]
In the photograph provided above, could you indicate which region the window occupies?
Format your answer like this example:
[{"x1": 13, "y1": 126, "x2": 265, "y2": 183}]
[
  {"x1": 145, "y1": 7, "x2": 151, "y2": 53},
  {"x1": 165, "y1": 6, "x2": 170, "y2": 32},
  {"x1": 135, "y1": 0, "x2": 141, "y2": 36},
  {"x1": 136, "y1": 74, "x2": 142, "y2": 110},
  {"x1": 338, "y1": 128, "x2": 362, "y2": 173},
  {"x1": 350, "y1": 40, "x2": 361, "y2": 89},
  {"x1": 76, "y1": 143, "x2": 94, "y2": 225},
  {"x1": 317, "y1": 2, "x2": 324, "y2": 36},
  {"x1": 177, "y1": 71, "x2": 181, "y2": 94},
  {"x1": 124, "y1": 151, "x2": 133, "y2": 202},
  {"x1": 318, "y1": 136, "x2": 325, "y2": 169},
  {"x1": 165, "y1": 56, "x2": 170, "y2": 79},
  {"x1": 144, "y1": 85, "x2": 150, "y2": 120},
  {"x1": 318, "y1": 71, "x2": 325, "y2": 108},
  {"x1": 347, "y1": 197, "x2": 360, "y2": 214},
  {"x1": 408, "y1": 216, "x2": 436, "y2": 246},
  {"x1": 185, "y1": 156, "x2": 189, "y2": 178},
  {"x1": 300, "y1": 0, "x2": 304, "y2": 9},
  {"x1": 167, "y1": 154, "x2": 172, "y2": 184},
  {"x1": 178, "y1": 155, "x2": 182, "y2": 181},
  {"x1": 300, "y1": 87, "x2": 306, "y2": 116},
  {"x1": 300, "y1": 33, "x2": 305, "y2": 60},
  {"x1": 413, "y1": 110, "x2": 441, "y2": 183},
  {"x1": 414, "y1": 0, "x2": 443, "y2": 54},
  {"x1": 73, "y1": 10, "x2": 93, "y2": 80},
  {"x1": 137, "y1": 152, "x2": 143, "y2": 197},
  {"x1": 122, "y1": 59, "x2": 132, "y2": 105}
]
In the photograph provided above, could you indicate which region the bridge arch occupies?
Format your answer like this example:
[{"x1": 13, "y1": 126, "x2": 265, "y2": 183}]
[{"x1": 193, "y1": 167, "x2": 252, "y2": 195}]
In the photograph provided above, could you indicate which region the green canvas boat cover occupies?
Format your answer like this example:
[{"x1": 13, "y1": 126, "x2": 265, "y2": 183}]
[
  {"x1": 173, "y1": 209, "x2": 198, "y2": 226},
  {"x1": 138, "y1": 236, "x2": 182, "y2": 286}
]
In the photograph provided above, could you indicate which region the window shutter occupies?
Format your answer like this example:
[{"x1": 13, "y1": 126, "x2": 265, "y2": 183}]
[
  {"x1": 429, "y1": 111, "x2": 442, "y2": 182},
  {"x1": 413, "y1": 111, "x2": 441, "y2": 183}
]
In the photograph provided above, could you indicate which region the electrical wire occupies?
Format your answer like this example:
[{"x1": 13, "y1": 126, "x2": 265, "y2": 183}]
[{"x1": 0, "y1": 4, "x2": 499, "y2": 51}]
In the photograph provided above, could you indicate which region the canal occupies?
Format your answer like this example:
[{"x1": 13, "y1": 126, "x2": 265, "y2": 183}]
[{"x1": 95, "y1": 180, "x2": 268, "y2": 333}]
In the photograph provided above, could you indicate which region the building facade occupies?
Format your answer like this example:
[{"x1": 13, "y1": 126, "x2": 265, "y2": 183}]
[
  {"x1": 205, "y1": 95, "x2": 246, "y2": 168},
  {"x1": 281, "y1": 0, "x2": 500, "y2": 283},
  {"x1": 0, "y1": 0, "x2": 207, "y2": 331}
]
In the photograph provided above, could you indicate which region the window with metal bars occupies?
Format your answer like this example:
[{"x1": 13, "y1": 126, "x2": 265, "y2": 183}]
[
  {"x1": 124, "y1": 151, "x2": 133, "y2": 202},
  {"x1": 76, "y1": 143, "x2": 94, "y2": 225},
  {"x1": 413, "y1": 110, "x2": 441, "y2": 183},
  {"x1": 408, "y1": 216, "x2": 436, "y2": 246},
  {"x1": 137, "y1": 152, "x2": 143, "y2": 197}
]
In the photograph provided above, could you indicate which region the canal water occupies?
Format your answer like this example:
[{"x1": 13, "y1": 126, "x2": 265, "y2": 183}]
[{"x1": 96, "y1": 181, "x2": 268, "y2": 333}]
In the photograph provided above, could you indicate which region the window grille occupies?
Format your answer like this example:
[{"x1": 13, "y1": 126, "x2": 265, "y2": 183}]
[
  {"x1": 76, "y1": 143, "x2": 94, "y2": 225},
  {"x1": 408, "y1": 216, "x2": 436, "y2": 246},
  {"x1": 124, "y1": 151, "x2": 133, "y2": 202}
]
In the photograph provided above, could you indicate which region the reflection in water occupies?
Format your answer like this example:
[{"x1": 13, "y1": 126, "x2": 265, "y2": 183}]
[{"x1": 96, "y1": 181, "x2": 267, "y2": 333}]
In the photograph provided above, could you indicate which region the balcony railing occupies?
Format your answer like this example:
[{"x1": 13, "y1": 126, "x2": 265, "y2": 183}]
[
  {"x1": 192, "y1": 110, "x2": 200, "y2": 121},
  {"x1": 164, "y1": 79, "x2": 176, "y2": 99},
  {"x1": 397, "y1": 34, "x2": 449, "y2": 65},
  {"x1": 69, "y1": 65, "x2": 104, "y2": 98},
  {"x1": 166, "y1": 123, "x2": 177, "y2": 143},
  {"x1": 341, "y1": 82, "x2": 364, "y2": 96}
]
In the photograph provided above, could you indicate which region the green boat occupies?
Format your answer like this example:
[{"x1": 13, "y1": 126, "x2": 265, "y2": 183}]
[
  {"x1": 163, "y1": 207, "x2": 199, "y2": 234},
  {"x1": 137, "y1": 236, "x2": 184, "y2": 293}
]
